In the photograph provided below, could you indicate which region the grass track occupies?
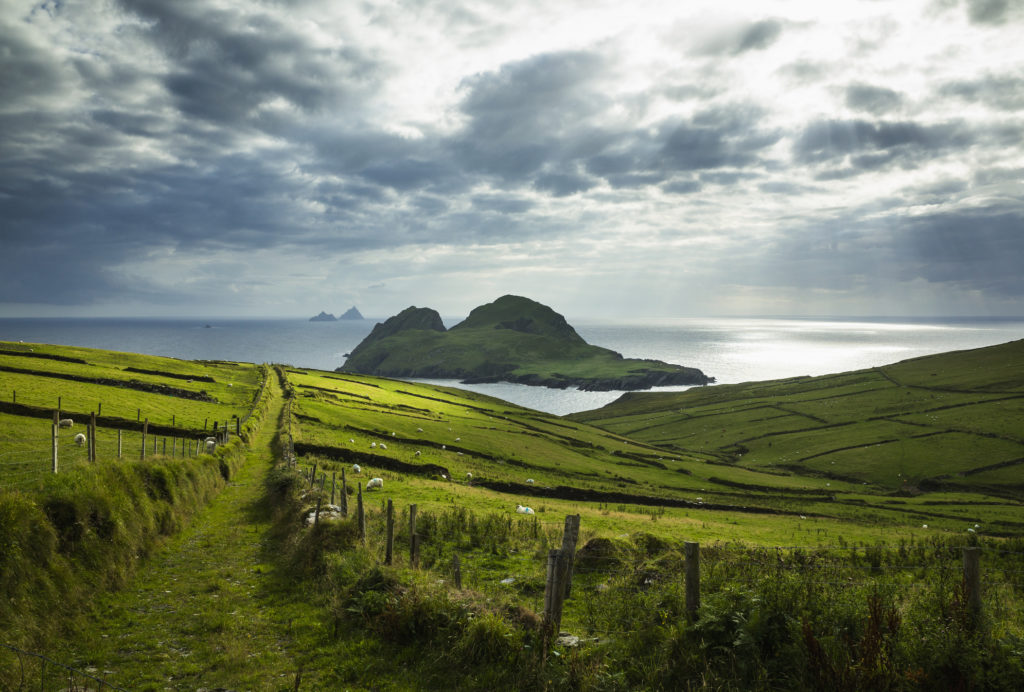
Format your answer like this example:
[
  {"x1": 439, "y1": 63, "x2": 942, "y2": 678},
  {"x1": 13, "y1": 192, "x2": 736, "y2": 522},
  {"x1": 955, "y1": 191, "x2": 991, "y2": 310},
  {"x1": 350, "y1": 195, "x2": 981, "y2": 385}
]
[{"x1": 49, "y1": 375, "x2": 413, "y2": 690}]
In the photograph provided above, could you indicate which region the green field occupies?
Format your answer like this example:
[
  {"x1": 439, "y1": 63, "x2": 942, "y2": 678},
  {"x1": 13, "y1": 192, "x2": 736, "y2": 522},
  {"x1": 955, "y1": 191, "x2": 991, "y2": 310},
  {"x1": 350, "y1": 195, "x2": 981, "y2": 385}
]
[{"x1": 3, "y1": 339, "x2": 1023, "y2": 689}]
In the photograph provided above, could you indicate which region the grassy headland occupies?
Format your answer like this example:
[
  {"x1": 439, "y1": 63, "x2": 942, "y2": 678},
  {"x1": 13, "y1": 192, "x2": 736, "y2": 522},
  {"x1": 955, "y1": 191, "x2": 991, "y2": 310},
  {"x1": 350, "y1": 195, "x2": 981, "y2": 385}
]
[{"x1": 340, "y1": 295, "x2": 711, "y2": 390}]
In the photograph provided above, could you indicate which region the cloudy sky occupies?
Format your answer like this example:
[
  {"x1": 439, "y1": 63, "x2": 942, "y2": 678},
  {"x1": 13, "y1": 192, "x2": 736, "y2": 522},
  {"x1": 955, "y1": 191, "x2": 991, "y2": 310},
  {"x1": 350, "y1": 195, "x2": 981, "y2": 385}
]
[{"x1": 1, "y1": 0, "x2": 1022, "y2": 319}]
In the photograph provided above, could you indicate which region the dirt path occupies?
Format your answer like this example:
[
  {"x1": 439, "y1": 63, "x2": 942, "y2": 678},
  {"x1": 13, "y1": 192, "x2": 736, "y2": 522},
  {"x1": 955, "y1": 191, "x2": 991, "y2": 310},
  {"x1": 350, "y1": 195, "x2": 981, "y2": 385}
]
[{"x1": 53, "y1": 376, "x2": 334, "y2": 689}]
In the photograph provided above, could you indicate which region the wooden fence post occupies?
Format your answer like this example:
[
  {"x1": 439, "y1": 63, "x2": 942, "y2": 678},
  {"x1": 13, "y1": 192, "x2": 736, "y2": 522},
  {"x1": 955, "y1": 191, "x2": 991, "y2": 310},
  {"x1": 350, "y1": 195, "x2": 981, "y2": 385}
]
[
  {"x1": 172, "y1": 415, "x2": 175, "y2": 427},
  {"x1": 162, "y1": 438, "x2": 166, "y2": 455},
  {"x1": 357, "y1": 484, "x2": 365, "y2": 544},
  {"x1": 330, "y1": 472, "x2": 336, "y2": 506},
  {"x1": 409, "y1": 504, "x2": 418, "y2": 567},
  {"x1": 141, "y1": 419, "x2": 148, "y2": 460},
  {"x1": 89, "y1": 411, "x2": 97, "y2": 462},
  {"x1": 117, "y1": 429, "x2": 122, "y2": 459},
  {"x1": 97, "y1": 402, "x2": 102, "y2": 416},
  {"x1": 963, "y1": 547, "x2": 982, "y2": 628},
  {"x1": 52, "y1": 411, "x2": 58, "y2": 474},
  {"x1": 560, "y1": 514, "x2": 581, "y2": 598},
  {"x1": 685, "y1": 541, "x2": 700, "y2": 619},
  {"x1": 385, "y1": 499, "x2": 395, "y2": 565},
  {"x1": 137, "y1": 408, "x2": 140, "y2": 422},
  {"x1": 453, "y1": 554, "x2": 462, "y2": 589},
  {"x1": 543, "y1": 549, "x2": 569, "y2": 635},
  {"x1": 340, "y1": 469, "x2": 348, "y2": 517},
  {"x1": 309, "y1": 462, "x2": 318, "y2": 489}
]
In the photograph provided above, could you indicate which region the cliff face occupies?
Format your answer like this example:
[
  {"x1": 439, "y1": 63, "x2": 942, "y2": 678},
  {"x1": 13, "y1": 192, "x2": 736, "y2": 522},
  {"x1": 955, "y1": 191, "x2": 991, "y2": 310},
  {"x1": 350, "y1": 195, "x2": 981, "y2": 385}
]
[{"x1": 338, "y1": 296, "x2": 713, "y2": 390}]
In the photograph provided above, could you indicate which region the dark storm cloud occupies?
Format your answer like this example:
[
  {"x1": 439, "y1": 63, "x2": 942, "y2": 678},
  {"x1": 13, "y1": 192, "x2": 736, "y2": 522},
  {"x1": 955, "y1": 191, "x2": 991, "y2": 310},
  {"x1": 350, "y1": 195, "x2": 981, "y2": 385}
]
[
  {"x1": 116, "y1": 0, "x2": 380, "y2": 124},
  {"x1": 661, "y1": 179, "x2": 703, "y2": 195},
  {"x1": 845, "y1": 84, "x2": 904, "y2": 115},
  {"x1": 897, "y1": 206, "x2": 1024, "y2": 295},
  {"x1": 966, "y1": 0, "x2": 1013, "y2": 24},
  {"x1": 452, "y1": 50, "x2": 609, "y2": 181},
  {"x1": 0, "y1": 19, "x2": 67, "y2": 104},
  {"x1": 794, "y1": 119, "x2": 974, "y2": 169},
  {"x1": 533, "y1": 170, "x2": 597, "y2": 197},
  {"x1": 693, "y1": 18, "x2": 784, "y2": 56},
  {"x1": 939, "y1": 74, "x2": 1024, "y2": 110}
]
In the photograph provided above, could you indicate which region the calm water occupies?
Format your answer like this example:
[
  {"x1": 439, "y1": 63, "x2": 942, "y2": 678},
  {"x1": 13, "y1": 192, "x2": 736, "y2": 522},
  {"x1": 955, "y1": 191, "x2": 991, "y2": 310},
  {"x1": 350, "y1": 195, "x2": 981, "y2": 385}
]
[{"x1": 2, "y1": 316, "x2": 1021, "y2": 415}]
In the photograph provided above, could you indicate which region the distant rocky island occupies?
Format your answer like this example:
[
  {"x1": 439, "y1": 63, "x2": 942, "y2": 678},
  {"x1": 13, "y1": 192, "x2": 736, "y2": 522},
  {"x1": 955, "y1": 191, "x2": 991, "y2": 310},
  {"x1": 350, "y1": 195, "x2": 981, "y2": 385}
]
[
  {"x1": 310, "y1": 306, "x2": 364, "y2": 322},
  {"x1": 337, "y1": 295, "x2": 712, "y2": 391}
]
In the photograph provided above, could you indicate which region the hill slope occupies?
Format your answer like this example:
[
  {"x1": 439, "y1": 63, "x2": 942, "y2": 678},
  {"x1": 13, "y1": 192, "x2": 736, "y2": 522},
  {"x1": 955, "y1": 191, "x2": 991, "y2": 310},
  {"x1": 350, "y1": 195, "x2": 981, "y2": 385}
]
[
  {"x1": 569, "y1": 339, "x2": 1024, "y2": 500},
  {"x1": 339, "y1": 295, "x2": 712, "y2": 390}
]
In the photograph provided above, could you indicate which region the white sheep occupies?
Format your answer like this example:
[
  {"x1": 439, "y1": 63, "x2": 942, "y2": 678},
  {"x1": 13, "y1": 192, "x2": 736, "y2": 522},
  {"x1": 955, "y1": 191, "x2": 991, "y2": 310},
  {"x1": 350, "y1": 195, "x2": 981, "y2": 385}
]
[
  {"x1": 74, "y1": 433, "x2": 86, "y2": 446},
  {"x1": 58, "y1": 418, "x2": 74, "y2": 429},
  {"x1": 370, "y1": 442, "x2": 377, "y2": 448},
  {"x1": 441, "y1": 445, "x2": 446, "y2": 450},
  {"x1": 516, "y1": 505, "x2": 535, "y2": 515},
  {"x1": 466, "y1": 472, "x2": 473, "y2": 480},
  {"x1": 366, "y1": 477, "x2": 383, "y2": 490},
  {"x1": 414, "y1": 450, "x2": 421, "y2": 457},
  {"x1": 455, "y1": 437, "x2": 460, "y2": 441},
  {"x1": 349, "y1": 438, "x2": 355, "y2": 443},
  {"x1": 526, "y1": 478, "x2": 535, "y2": 485},
  {"x1": 417, "y1": 427, "x2": 423, "y2": 432},
  {"x1": 391, "y1": 432, "x2": 396, "y2": 437},
  {"x1": 352, "y1": 464, "x2": 361, "y2": 474},
  {"x1": 380, "y1": 443, "x2": 387, "y2": 450}
]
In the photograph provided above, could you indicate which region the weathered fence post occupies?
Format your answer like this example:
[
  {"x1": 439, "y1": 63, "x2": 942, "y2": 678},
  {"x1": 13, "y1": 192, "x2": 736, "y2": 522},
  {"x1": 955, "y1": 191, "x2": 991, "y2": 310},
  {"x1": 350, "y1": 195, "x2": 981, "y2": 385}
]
[
  {"x1": 357, "y1": 484, "x2": 365, "y2": 543},
  {"x1": 340, "y1": 469, "x2": 348, "y2": 517},
  {"x1": 685, "y1": 541, "x2": 700, "y2": 619},
  {"x1": 162, "y1": 438, "x2": 166, "y2": 455},
  {"x1": 141, "y1": 419, "x2": 148, "y2": 460},
  {"x1": 97, "y1": 402, "x2": 102, "y2": 416},
  {"x1": 330, "y1": 472, "x2": 336, "y2": 506},
  {"x1": 52, "y1": 410, "x2": 59, "y2": 474},
  {"x1": 117, "y1": 429, "x2": 122, "y2": 459},
  {"x1": 309, "y1": 461, "x2": 318, "y2": 489},
  {"x1": 543, "y1": 549, "x2": 570, "y2": 636},
  {"x1": 453, "y1": 554, "x2": 462, "y2": 589},
  {"x1": 137, "y1": 408, "x2": 140, "y2": 422},
  {"x1": 409, "y1": 504, "x2": 418, "y2": 567},
  {"x1": 385, "y1": 499, "x2": 395, "y2": 565},
  {"x1": 89, "y1": 411, "x2": 97, "y2": 462},
  {"x1": 963, "y1": 546, "x2": 982, "y2": 628},
  {"x1": 172, "y1": 415, "x2": 175, "y2": 427},
  {"x1": 560, "y1": 514, "x2": 581, "y2": 598}
]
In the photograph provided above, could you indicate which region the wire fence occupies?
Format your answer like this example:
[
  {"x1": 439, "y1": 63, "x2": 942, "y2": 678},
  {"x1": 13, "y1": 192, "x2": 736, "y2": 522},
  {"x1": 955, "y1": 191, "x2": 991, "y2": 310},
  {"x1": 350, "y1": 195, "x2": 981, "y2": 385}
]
[{"x1": 0, "y1": 366, "x2": 269, "y2": 492}]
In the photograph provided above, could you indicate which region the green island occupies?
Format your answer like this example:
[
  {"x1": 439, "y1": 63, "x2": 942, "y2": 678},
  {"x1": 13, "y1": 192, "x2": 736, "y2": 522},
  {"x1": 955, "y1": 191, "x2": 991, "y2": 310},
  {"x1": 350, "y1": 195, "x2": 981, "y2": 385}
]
[
  {"x1": 1, "y1": 337, "x2": 1023, "y2": 689},
  {"x1": 338, "y1": 294, "x2": 713, "y2": 390}
]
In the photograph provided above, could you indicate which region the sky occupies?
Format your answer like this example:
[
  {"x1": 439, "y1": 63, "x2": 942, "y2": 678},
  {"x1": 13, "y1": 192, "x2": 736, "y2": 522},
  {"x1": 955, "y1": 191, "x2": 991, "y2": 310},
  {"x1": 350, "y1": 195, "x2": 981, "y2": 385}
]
[{"x1": 1, "y1": 0, "x2": 1022, "y2": 319}]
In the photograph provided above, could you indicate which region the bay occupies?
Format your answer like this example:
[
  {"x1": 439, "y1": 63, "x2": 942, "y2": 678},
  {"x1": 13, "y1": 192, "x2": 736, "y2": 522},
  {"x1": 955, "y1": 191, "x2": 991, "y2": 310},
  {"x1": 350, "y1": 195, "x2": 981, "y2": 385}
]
[{"x1": 1, "y1": 316, "x2": 1021, "y2": 416}]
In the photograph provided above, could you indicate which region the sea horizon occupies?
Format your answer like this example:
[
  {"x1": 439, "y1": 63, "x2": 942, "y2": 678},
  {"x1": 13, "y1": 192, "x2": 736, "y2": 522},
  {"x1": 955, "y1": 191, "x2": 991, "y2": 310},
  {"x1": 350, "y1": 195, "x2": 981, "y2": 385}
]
[{"x1": 2, "y1": 314, "x2": 1023, "y2": 415}]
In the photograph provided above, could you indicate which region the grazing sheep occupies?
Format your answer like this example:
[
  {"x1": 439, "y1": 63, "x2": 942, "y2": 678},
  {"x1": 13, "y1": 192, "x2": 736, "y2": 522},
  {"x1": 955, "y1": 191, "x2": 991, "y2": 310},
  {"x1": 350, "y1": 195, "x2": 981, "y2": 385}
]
[
  {"x1": 349, "y1": 438, "x2": 355, "y2": 443},
  {"x1": 414, "y1": 450, "x2": 421, "y2": 456},
  {"x1": 366, "y1": 477, "x2": 383, "y2": 490},
  {"x1": 391, "y1": 432, "x2": 396, "y2": 437},
  {"x1": 417, "y1": 427, "x2": 423, "y2": 432},
  {"x1": 370, "y1": 442, "x2": 377, "y2": 448},
  {"x1": 352, "y1": 464, "x2": 361, "y2": 474},
  {"x1": 74, "y1": 433, "x2": 86, "y2": 446},
  {"x1": 455, "y1": 437, "x2": 460, "y2": 441},
  {"x1": 58, "y1": 418, "x2": 74, "y2": 429},
  {"x1": 380, "y1": 443, "x2": 387, "y2": 450},
  {"x1": 442, "y1": 445, "x2": 446, "y2": 450},
  {"x1": 526, "y1": 478, "x2": 535, "y2": 484},
  {"x1": 466, "y1": 472, "x2": 473, "y2": 480},
  {"x1": 516, "y1": 505, "x2": 535, "y2": 515}
]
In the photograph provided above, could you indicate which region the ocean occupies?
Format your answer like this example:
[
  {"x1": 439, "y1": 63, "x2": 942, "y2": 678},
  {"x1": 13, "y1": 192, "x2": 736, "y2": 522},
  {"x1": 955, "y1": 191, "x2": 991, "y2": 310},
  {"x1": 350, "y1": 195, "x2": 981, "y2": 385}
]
[{"x1": 2, "y1": 316, "x2": 1022, "y2": 415}]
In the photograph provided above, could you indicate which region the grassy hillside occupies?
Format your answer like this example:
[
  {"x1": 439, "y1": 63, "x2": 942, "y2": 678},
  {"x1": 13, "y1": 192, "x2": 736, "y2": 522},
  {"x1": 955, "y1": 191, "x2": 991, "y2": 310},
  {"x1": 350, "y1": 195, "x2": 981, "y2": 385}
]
[
  {"x1": 340, "y1": 295, "x2": 711, "y2": 390},
  {"x1": 569, "y1": 339, "x2": 1024, "y2": 505},
  {"x1": 4, "y1": 339, "x2": 1023, "y2": 689}
]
